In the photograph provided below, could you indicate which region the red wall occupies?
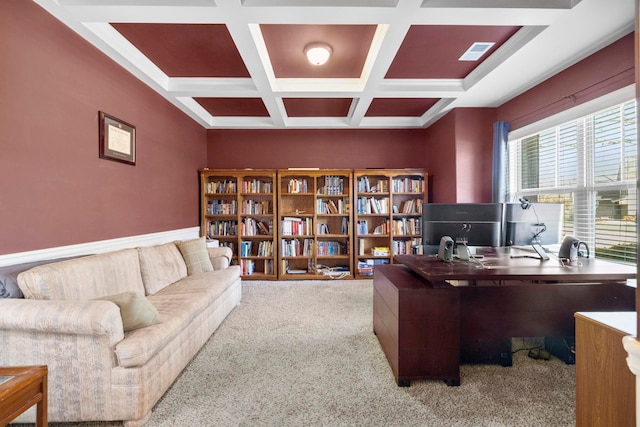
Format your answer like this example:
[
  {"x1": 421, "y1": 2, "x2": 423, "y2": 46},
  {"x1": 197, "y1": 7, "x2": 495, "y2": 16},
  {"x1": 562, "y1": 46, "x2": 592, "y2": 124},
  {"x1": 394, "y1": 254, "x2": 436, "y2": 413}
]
[
  {"x1": 424, "y1": 113, "x2": 457, "y2": 203},
  {"x1": 498, "y1": 33, "x2": 635, "y2": 130},
  {"x1": 0, "y1": 1, "x2": 207, "y2": 255},
  {"x1": 206, "y1": 129, "x2": 429, "y2": 169},
  {"x1": 423, "y1": 108, "x2": 496, "y2": 203},
  {"x1": 454, "y1": 109, "x2": 496, "y2": 203}
]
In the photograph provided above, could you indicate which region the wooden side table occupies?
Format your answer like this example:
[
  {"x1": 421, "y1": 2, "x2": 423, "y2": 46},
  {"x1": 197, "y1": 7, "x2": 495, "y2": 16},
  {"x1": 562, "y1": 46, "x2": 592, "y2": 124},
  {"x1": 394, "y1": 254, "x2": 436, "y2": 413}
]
[
  {"x1": 0, "y1": 365, "x2": 48, "y2": 427},
  {"x1": 575, "y1": 312, "x2": 636, "y2": 427}
]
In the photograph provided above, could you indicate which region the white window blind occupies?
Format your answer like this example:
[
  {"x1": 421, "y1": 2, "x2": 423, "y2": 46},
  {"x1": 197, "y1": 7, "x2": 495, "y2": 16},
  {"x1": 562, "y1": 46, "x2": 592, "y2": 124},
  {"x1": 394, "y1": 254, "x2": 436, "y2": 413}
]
[{"x1": 507, "y1": 100, "x2": 637, "y2": 264}]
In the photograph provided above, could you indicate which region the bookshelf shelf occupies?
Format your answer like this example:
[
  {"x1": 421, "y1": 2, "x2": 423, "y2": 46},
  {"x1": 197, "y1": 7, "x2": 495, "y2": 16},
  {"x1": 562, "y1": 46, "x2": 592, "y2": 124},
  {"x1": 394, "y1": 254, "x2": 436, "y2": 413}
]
[
  {"x1": 200, "y1": 169, "x2": 278, "y2": 280},
  {"x1": 353, "y1": 169, "x2": 428, "y2": 279},
  {"x1": 277, "y1": 169, "x2": 353, "y2": 280}
]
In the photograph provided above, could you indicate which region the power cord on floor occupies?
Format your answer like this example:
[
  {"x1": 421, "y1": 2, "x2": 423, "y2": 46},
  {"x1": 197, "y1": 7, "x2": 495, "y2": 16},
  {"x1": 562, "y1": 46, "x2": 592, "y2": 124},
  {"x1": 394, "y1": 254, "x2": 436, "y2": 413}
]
[
  {"x1": 315, "y1": 264, "x2": 349, "y2": 279},
  {"x1": 512, "y1": 338, "x2": 550, "y2": 360}
]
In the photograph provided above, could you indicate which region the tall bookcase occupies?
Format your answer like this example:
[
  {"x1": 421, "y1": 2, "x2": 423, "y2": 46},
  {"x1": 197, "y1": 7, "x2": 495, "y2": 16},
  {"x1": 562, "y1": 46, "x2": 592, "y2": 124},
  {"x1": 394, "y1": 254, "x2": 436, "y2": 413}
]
[
  {"x1": 277, "y1": 169, "x2": 353, "y2": 280},
  {"x1": 353, "y1": 169, "x2": 427, "y2": 279},
  {"x1": 200, "y1": 169, "x2": 278, "y2": 280}
]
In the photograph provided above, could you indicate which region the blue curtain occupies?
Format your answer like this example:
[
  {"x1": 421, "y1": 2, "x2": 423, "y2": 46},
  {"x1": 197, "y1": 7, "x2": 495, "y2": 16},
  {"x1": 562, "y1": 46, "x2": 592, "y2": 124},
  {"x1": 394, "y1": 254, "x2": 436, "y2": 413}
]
[{"x1": 492, "y1": 121, "x2": 510, "y2": 203}]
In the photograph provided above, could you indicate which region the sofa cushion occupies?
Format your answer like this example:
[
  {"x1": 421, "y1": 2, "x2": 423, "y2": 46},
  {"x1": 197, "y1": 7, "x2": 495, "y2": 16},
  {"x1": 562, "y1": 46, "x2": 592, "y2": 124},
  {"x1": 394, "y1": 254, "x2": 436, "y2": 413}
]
[
  {"x1": 0, "y1": 256, "x2": 88, "y2": 299},
  {"x1": 177, "y1": 237, "x2": 214, "y2": 275},
  {"x1": 137, "y1": 243, "x2": 187, "y2": 295},
  {"x1": 114, "y1": 266, "x2": 241, "y2": 367},
  {"x1": 17, "y1": 249, "x2": 145, "y2": 300},
  {"x1": 95, "y1": 291, "x2": 162, "y2": 332}
]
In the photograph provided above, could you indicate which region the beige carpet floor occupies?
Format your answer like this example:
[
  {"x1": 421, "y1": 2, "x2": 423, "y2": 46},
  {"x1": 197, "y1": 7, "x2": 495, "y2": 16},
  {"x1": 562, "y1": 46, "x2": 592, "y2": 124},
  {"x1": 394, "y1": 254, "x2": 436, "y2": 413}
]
[{"x1": 39, "y1": 279, "x2": 575, "y2": 427}]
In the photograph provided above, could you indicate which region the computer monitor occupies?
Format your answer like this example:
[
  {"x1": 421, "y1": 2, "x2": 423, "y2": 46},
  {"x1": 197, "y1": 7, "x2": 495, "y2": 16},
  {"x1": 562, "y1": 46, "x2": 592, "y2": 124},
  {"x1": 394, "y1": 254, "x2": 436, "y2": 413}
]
[
  {"x1": 504, "y1": 202, "x2": 563, "y2": 248},
  {"x1": 422, "y1": 203, "x2": 503, "y2": 249}
]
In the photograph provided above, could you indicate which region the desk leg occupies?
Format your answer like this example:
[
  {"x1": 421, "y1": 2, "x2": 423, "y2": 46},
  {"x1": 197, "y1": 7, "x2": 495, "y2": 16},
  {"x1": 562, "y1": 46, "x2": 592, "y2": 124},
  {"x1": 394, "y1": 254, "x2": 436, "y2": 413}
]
[{"x1": 397, "y1": 379, "x2": 410, "y2": 387}]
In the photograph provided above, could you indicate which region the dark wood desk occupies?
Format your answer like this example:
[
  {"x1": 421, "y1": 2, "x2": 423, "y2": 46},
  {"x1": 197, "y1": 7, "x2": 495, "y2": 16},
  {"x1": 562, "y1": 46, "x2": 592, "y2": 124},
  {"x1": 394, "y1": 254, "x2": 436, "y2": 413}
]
[
  {"x1": 373, "y1": 252, "x2": 635, "y2": 386},
  {"x1": 395, "y1": 250, "x2": 637, "y2": 283}
]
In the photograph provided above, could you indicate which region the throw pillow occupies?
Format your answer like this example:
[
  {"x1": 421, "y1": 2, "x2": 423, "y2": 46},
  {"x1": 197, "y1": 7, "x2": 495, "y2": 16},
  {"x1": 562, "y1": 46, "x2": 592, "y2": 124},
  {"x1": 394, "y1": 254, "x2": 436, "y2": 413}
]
[
  {"x1": 177, "y1": 237, "x2": 214, "y2": 275},
  {"x1": 96, "y1": 291, "x2": 162, "y2": 332}
]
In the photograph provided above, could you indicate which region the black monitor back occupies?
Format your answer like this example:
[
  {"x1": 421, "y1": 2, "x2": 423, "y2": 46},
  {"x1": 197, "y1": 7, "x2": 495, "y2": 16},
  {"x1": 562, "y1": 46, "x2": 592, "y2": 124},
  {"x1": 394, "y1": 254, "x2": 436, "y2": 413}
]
[
  {"x1": 504, "y1": 203, "x2": 564, "y2": 246},
  {"x1": 422, "y1": 203, "x2": 503, "y2": 247}
]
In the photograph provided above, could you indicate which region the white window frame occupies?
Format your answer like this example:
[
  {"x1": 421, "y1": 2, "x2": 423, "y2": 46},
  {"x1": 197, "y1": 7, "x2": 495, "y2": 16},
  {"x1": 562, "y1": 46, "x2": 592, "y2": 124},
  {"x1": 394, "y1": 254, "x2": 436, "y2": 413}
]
[{"x1": 506, "y1": 85, "x2": 637, "y2": 264}]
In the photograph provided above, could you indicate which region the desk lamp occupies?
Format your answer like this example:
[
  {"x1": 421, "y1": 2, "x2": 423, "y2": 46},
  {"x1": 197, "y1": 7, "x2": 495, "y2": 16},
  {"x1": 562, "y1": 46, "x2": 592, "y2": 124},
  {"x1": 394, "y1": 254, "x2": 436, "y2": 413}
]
[{"x1": 517, "y1": 198, "x2": 550, "y2": 261}]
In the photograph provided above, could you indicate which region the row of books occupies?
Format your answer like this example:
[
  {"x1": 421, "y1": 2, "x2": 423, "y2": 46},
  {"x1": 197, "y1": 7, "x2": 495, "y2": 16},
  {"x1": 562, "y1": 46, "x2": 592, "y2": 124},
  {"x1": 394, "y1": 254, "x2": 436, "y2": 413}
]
[
  {"x1": 317, "y1": 217, "x2": 349, "y2": 235},
  {"x1": 393, "y1": 218, "x2": 421, "y2": 235},
  {"x1": 357, "y1": 259, "x2": 389, "y2": 276},
  {"x1": 209, "y1": 175, "x2": 423, "y2": 195},
  {"x1": 242, "y1": 179, "x2": 272, "y2": 194},
  {"x1": 207, "y1": 220, "x2": 237, "y2": 237},
  {"x1": 357, "y1": 176, "x2": 388, "y2": 193},
  {"x1": 317, "y1": 176, "x2": 344, "y2": 195},
  {"x1": 207, "y1": 200, "x2": 237, "y2": 215},
  {"x1": 240, "y1": 240, "x2": 274, "y2": 257},
  {"x1": 356, "y1": 197, "x2": 390, "y2": 214},
  {"x1": 287, "y1": 178, "x2": 308, "y2": 194},
  {"x1": 316, "y1": 198, "x2": 349, "y2": 214},
  {"x1": 356, "y1": 219, "x2": 389, "y2": 235},
  {"x1": 240, "y1": 259, "x2": 274, "y2": 275},
  {"x1": 241, "y1": 199, "x2": 272, "y2": 215},
  {"x1": 281, "y1": 238, "x2": 314, "y2": 257},
  {"x1": 391, "y1": 177, "x2": 424, "y2": 193},
  {"x1": 241, "y1": 218, "x2": 272, "y2": 236},
  {"x1": 392, "y1": 238, "x2": 423, "y2": 255},
  {"x1": 220, "y1": 242, "x2": 235, "y2": 252},
  {"x1": 206, "y1": 180, "x2": 237, "y2": 194},
  {"x1": 281, "y1": 217, "x2": 313, "y2": 236},
  {"x1": 316, "y1": 241, "x2": 348, "y2": 256},
  {"x1": 395, "y1": 198, "x2": 424, "y2": 214}
]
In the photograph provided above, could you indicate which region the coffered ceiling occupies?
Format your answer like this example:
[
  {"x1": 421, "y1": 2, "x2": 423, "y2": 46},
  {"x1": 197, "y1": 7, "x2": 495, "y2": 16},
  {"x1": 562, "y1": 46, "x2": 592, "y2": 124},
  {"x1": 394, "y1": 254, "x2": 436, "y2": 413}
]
[{"x1": 34, "y1": 0, "x2": 634, "y2": 129}]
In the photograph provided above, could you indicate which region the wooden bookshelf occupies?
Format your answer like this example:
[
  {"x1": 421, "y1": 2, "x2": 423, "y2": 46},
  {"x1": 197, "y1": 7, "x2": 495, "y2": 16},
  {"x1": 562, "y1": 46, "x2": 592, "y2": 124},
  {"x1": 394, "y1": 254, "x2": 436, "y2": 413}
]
[
  {"x1": 277, "y1": 169, "x2": 353, "y2": 280},
  {"x1": 353, "y1": 169, "x2": 427, "y2": 279},
  {"x1": 200, "y1": 169, "x2": 277, "y2": 280}
]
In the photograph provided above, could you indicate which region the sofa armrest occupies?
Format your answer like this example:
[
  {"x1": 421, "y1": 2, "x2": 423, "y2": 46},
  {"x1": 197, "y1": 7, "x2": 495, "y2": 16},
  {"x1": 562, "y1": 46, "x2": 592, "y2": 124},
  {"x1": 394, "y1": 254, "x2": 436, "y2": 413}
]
[
  {"x1": 0, "y1": 299, "x2": 125, "y2": 346},
  {"x1": 0, "y1": 299, "x2": 128, "y2": 422},
  {"x1": 207, "y1": 246, "x2": 233, "y2": 269}
]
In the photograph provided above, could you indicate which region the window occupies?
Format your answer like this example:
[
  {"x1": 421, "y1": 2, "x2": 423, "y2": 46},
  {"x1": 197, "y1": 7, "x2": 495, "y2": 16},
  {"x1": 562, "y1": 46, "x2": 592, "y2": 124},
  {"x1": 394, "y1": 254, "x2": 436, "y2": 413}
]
[{"x1": 507, "y1": 100, "x2": 637, "y2": 264}]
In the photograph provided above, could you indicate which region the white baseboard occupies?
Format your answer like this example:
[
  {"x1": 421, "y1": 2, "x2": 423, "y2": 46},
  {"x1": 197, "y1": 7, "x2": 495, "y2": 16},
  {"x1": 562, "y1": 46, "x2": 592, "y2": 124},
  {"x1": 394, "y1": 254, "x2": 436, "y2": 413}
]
[{"x1": 0, "y1": 227, "x2": 200, "y2": 267}]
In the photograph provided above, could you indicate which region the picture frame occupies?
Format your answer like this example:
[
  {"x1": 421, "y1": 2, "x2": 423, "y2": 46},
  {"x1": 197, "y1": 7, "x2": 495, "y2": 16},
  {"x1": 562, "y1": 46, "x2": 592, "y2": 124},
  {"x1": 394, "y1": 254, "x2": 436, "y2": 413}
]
[{"x1": 99, "y1": 111, "x2": 136, "y2": 165}]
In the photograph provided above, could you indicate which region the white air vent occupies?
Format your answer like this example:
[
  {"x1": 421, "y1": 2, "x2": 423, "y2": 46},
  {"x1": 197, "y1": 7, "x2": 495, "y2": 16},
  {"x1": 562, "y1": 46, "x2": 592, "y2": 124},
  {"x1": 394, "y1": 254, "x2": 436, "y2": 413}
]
[{"x1": 458, "y1": 42, "x2": 495, "y2": 61}]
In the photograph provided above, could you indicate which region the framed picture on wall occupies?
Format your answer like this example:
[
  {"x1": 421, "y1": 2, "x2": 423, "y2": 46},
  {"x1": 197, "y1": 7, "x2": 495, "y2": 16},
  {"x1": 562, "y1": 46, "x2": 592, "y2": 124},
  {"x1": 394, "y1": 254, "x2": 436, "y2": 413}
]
[{"x1": 99, "y1": 111, "x2": 136, "y2": 165}]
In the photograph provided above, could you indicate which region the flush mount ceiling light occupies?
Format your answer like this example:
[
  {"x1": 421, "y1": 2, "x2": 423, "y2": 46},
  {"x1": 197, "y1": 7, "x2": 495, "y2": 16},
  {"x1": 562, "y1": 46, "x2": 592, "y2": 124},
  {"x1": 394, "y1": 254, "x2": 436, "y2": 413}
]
[{"x1": 304, "y1": 42, "x2": 333, "y2": 66}]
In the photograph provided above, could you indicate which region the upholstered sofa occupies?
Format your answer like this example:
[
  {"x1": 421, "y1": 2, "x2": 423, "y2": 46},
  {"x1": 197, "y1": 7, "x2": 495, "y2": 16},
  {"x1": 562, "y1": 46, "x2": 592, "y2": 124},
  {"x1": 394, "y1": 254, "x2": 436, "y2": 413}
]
[{"x1": 0, "y1": 238, "x2": 242, "y2": 426}]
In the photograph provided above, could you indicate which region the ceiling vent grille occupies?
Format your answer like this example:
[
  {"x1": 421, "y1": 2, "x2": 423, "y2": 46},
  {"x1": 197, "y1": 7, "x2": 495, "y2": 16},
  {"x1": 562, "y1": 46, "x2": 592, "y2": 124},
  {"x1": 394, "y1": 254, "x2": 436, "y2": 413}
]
[{"x1": 458, "y1": 42, "x2": 495, "y2": 61}]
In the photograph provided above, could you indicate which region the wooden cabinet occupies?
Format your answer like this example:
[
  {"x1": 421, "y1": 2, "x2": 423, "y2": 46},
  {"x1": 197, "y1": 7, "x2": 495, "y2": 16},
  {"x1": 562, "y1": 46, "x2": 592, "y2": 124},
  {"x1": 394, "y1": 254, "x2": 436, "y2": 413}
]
[
  {"x1": 200, "y1": 169, "x2": 277, "y2": 279},
  {"x1": 353, "y1": 169, "x2": 427, "y2": 279},
  {"x1": 277, "y1": 169, "x2": 353, "y2": 280},
  {"x1": 373, "y1": 264, "x2": 460, "y2": 386},
  {"x1": 575, "y1": 312, "x2": 636, "y2": 427}
]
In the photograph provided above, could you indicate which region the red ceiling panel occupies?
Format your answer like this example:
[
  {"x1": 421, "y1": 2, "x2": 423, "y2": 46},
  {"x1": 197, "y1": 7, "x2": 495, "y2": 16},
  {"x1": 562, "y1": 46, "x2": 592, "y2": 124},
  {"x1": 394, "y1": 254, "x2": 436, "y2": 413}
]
[
  {"x1": 195, "y1": 98, "x2": 269, "y2": 116},
  {"x1": 261, "y1": 24, "x2": 377, "y2": 79},
  {"x1": 112, "y1": 23, "x2": 250, "y2": 78},
  {"x1": 283, "y1": 98, "x2": 353, "y2": 117},
  {"x1": 386, "y1": 25, "x2": 521, "y2": 79},
  {"x1": 366, "y1": 98, "x2": 440, "y2": 117}
]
